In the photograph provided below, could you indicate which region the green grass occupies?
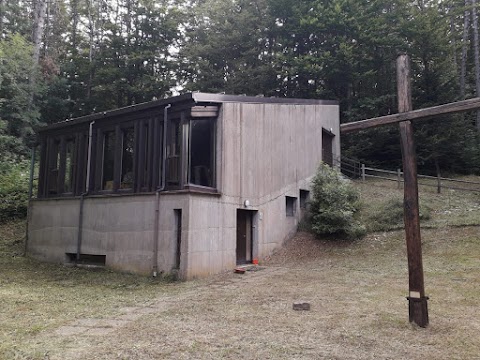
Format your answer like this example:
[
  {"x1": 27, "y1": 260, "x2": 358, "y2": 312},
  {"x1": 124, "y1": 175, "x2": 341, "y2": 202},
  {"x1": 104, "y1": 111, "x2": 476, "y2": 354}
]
[
  {"x1": 357, "y1": 177, "x2": 480, "y2": 232},
  {"x1": 0, "y1": 177, "x2": 479, "y2": 359},
  {"x1": 0, "y1": 220, "x2": 174, "y2": 359}
]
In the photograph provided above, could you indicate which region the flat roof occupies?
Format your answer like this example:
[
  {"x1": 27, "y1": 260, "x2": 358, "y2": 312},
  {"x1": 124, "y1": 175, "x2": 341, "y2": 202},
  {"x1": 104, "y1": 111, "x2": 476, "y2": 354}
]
[{"x1": 39, "y1": 92, "x2": 339, "y2": 132}]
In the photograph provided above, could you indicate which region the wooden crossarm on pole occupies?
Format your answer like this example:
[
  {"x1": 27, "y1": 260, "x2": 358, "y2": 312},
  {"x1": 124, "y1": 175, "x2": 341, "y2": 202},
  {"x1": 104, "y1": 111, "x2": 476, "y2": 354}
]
[{"x1": 341, "y1": 97, "x2": 480, "y2": 134}]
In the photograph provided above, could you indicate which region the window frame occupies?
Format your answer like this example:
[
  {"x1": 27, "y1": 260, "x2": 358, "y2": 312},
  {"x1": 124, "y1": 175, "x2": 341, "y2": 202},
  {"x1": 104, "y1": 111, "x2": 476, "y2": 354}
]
[
  {"x1": 285, "y1": 196, "x2": 297, "y2": 217},
  {"x1": 187, "y1": 116, "x2": 217, "y2": 189},
  {"x1": 38, "y1": 104, "x2": 219, "y2": 198}
]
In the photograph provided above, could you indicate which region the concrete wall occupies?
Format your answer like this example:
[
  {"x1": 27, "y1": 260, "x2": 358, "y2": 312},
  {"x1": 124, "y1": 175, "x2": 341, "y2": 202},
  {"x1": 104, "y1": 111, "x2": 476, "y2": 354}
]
[
  {"x1": 218, "y1": 102, "x2": 340, "y2": 260},
  {"x1": 28, "y1": 194, "x2": 191, "y2": 276}
]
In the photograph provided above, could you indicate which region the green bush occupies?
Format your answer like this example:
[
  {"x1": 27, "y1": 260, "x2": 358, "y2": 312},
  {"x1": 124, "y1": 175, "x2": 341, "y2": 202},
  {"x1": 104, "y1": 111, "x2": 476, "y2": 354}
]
[
  {"x1": 309, "y1": 163, "x2": 366, "y2": 239},
  {"x1": 0, "y1": 160, "x2": 30, "y2": 223}
]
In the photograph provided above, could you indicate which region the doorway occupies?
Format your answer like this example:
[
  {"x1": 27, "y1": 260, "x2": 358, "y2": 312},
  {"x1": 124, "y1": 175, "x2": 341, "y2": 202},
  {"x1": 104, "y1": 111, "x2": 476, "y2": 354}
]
[{"x1": 236, "y1": 209, "x2": 256, "y2": 265}]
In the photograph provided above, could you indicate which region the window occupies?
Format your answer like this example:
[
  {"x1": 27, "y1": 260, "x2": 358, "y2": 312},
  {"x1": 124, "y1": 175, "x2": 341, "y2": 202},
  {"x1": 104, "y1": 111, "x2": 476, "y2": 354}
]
[
  {"x1": 38, "y1": 105, "x2": 219, "y2": 197},
  {"x1": 102, "y1": 131, "x2": 115, "y2": 190},
  {"x1": 286, "y1": 196, "x2": 297, "y2": 217},
  {"x1": 47, "y1": 139, "x2": 60, "y2": 195},
  {"x1": 300, "y1": 190, "x2": 310, "y2": 209},
  {"x1": 38, "y1": 133, "x2": 89, "y2": 197},
  {"x1": 189, "y1": 119, "x2": 215, "y2": 187},
  {"x1": 64, "y1": 139, "x2": 76, "y2": 193},
  {"x1": 166, "y1": 119, "x2": 181, "y2": 185},
  {"x1": 120, "y1": 127, "x2": 134, "y2": 189}
]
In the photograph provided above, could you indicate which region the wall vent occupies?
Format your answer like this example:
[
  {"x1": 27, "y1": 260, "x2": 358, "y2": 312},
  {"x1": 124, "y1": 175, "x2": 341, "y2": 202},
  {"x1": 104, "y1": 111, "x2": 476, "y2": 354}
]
[{"x1": 66, "y1": 253, "x2": 106, "y2": 266}]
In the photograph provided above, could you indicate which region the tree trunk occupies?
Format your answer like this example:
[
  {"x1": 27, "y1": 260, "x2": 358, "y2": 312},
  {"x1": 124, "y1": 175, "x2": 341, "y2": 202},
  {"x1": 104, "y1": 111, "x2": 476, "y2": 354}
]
[
  {"x1": 71, "y1": 0, "x2": 79, "y2": 54},
  {"x1": 86, "y1": 0, "x2": 95, "y2": 101},
  {"x1": 32, "y1": 0, "x2": 47, "y2": 66},
  {"x1": 451, "y1": 13, "x2": 459, "y2": 83},
  {"x1": 0, "y1": 0, "x2": 4, "y2": 37},
  {"x1": 30, "y1": 0, "x2": 47, "y2": 103},
  {"x1": 472, "y1": 0, "x2": 480, "y2": 130},
  {"x1": 42, "y1": 0, "x2": 50, "y2": 58},
  {"x1": 461, "y1": 0, "x2": 471, "y2": 100}
]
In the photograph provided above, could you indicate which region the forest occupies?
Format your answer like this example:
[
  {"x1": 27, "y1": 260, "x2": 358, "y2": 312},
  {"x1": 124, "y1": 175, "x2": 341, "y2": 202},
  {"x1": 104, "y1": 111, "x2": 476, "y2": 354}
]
[{"x1": 1, "y1": 0, "x2": 480, "y2": 175}]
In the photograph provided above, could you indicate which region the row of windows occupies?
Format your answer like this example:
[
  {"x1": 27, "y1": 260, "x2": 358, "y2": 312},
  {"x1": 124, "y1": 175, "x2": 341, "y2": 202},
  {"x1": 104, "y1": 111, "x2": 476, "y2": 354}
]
[
  {"x1": 285, "y1": 189, "x2": 310, "y2": 217},
  {"x1": 38, "y1": 110, "x2": 217, "y2": 198}
]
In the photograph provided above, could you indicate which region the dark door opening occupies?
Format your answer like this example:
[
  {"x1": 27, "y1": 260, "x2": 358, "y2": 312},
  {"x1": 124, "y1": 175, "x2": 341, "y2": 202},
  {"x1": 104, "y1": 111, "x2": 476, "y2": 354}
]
[
  {"x1": 174, "y1": 209, "x2": 182, "y2": 270},
  {"x1": 322, "y1": 129, "x2": 334, "y2": 166},
  {"x1": 236, "y1": 209, "x2": 254, "y2": 265}
]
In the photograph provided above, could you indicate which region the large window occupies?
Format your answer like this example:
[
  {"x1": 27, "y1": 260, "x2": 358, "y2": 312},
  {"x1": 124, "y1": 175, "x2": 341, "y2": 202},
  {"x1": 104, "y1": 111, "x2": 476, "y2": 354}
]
[
  {"x1": 64, "y1": 139, "x2": 75, "y2": 193},
  {"x1": 166, "y1": 118, "x2": 181, "y2": 186},
  {"x1": 47, "y1": 139, "x2": 60, "y2": 195},
  {"x1": 120, "y1": 127, "x2": 135, "y2": 189},
  {"x1": 189, "y1": 119, "x2": 215, "y2": 187},
  {"x1": 101, "y1": 130, "x2": 115, "y2": 190},
  {"x1": 39, "y1": 134, "x2": 86, "y2": 197},
  {"x1": 38, "y1": 105, "x2": 219, "y2": 198}
]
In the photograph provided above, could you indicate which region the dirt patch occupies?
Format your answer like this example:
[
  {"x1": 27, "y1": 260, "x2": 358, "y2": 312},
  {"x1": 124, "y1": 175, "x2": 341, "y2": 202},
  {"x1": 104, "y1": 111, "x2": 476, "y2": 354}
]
[{"x1": 264, "y1": 231, "x2": 357, "y2": 265}]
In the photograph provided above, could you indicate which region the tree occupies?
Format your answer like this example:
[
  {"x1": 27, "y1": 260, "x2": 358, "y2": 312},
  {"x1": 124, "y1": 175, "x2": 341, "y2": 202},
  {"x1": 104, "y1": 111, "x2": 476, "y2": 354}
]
[
  {"x1": 180, "y1": 0, "x2": 278, "y2": 95},
  {"x1": 0, "y1": 34, "x2": 43, "y2": 158}
]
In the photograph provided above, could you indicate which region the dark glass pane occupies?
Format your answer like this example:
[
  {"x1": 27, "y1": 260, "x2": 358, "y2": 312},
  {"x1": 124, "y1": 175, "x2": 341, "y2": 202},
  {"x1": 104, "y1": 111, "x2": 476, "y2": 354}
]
[
  {"x1": 48, "y1": 140, "x2": 60, "y2": 194},
  {"x1": 190, "y1": 119, "x2": 214, "y2": 187},
  {"x1": 64, "y1": 139, "x2": 75, "y2": 193},
  {"x1": 166, "y1": 119, "x2": 181, "y2": 185},
  {"x1": 121, "y1": 128, "x2": 135, "y2": 189},
  {"x1": 102, "y1": 131, "x2": 115, "y2": 190}
]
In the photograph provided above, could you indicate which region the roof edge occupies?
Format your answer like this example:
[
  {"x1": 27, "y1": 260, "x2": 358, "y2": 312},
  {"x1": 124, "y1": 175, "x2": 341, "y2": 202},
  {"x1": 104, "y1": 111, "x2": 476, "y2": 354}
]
[
  {"x1": 192, "y1": 92, "x2": 339, "y2": 106},
  {"x1": 38, "y1": 92, "x2": 339, "y2": 133}
]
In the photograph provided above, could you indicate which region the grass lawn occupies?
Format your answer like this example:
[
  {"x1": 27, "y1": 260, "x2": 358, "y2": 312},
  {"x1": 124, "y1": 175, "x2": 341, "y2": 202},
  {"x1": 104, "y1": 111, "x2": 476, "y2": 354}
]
[
  {"x1": 0, "y1": 178, "x2": 479, "y2": 359},
  {"x1": 0, "y1": 221, "x2": 176, "y2": 359}
]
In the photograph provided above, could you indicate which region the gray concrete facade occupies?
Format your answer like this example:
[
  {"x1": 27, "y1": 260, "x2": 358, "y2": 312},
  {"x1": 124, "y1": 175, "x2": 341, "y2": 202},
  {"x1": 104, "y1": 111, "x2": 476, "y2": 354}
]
[{"x1": 27, "y1": 95, "x2": 340, "y2": 279}]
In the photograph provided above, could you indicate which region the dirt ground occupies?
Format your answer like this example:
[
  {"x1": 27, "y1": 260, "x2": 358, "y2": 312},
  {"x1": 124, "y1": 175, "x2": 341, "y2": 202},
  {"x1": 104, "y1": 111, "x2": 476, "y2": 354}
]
[{"x1": 16, "y1": 227, "x2": 480, "y2": 360}]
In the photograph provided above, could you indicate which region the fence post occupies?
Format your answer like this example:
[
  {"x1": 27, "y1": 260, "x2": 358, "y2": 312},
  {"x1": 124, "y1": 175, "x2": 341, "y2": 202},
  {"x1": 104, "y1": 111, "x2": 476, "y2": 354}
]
[
  {"x1": 437, "y1": 174, "x2": 441, "y2": 194},
  {"x1": 361, "y1": 163, "x2": 365, "y2": 181},
  {"x1": 397, "y1": 168, "x2": 402, "y2": 189}
]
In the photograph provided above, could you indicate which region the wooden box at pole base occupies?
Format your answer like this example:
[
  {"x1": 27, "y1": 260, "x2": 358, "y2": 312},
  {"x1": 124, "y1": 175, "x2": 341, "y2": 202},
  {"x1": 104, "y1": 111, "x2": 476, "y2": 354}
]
[{"x1": 407, "y1": 296, "x2": 429, "y2": 328}]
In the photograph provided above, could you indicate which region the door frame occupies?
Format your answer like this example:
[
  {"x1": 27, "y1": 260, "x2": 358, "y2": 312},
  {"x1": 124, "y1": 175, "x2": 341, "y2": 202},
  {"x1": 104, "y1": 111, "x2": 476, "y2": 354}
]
[{"x1": 236, "y1": 209, "x2": 258, "y2": 265}]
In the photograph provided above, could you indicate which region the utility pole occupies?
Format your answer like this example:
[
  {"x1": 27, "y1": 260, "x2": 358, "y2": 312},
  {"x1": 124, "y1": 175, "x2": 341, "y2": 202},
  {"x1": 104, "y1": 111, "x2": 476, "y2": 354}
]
[{"x1": 397, "y1": 54, "x2": 429, "y2": 327}]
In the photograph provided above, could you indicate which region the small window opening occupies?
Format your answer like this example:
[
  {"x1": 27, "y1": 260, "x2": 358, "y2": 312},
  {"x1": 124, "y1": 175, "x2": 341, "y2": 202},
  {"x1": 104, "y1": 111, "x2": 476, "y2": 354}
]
[
  {"x1": 300, "y1": 190, "x2": 310, "y2": 209},
  {"x1": 102, "y1": 131, "x2": 115, "y2": 190},
  {"x1": 286, "y1": 196, "x2": 297, "y2": 217}
]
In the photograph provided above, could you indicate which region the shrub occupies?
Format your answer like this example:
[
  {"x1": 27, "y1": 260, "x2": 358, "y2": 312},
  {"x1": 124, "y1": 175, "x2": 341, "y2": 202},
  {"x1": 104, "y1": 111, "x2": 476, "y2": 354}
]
[
  {"x1": 0, "y1": 160, "x2": 30, "y2": 223},
  {"x1": 309, "y1": 163, "x2": 366, "y2": 239}
]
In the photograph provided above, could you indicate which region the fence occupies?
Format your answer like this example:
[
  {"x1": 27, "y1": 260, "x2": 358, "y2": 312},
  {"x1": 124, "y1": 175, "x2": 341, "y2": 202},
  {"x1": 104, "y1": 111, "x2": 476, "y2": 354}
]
[{"x1": 335, "y1": 157, "x2": 480, "y2": 193}]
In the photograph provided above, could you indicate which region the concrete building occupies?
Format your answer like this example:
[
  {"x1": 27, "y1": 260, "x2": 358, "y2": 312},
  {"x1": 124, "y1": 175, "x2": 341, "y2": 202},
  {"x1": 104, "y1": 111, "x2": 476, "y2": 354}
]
[{"x1": 27, "y1": 93, "x2": 340, "y2": 279}]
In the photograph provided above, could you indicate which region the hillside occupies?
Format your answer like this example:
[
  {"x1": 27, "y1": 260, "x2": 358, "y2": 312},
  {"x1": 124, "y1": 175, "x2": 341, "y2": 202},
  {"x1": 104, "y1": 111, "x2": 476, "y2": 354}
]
[{"x1": 1, "y1": 178, "x2": 479, "y2": 359}]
